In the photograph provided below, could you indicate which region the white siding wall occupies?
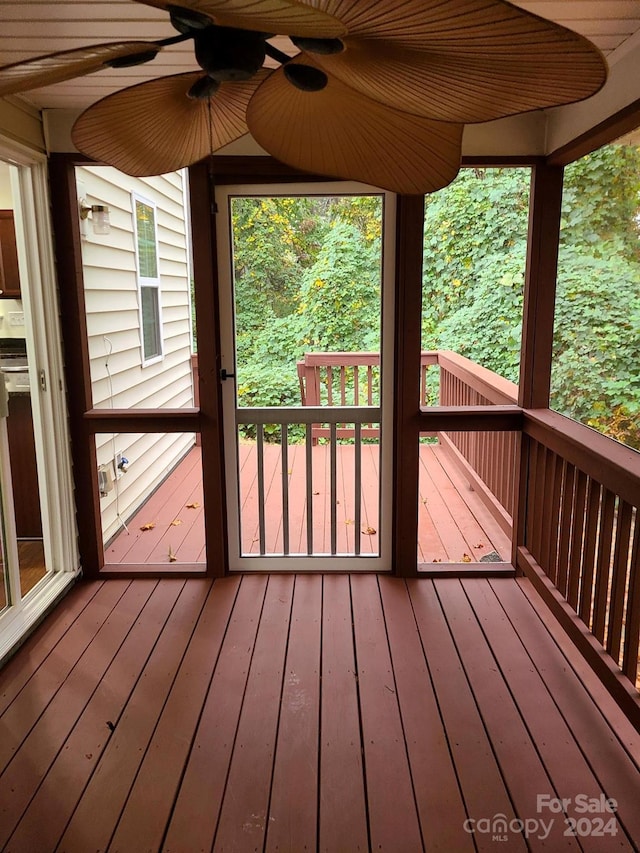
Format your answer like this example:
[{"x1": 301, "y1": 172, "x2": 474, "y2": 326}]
[{"x1": 76, "y1": 166, "x2": 195, "y2": 543}]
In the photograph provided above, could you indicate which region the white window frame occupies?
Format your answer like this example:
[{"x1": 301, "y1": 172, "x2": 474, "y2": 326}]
[
  {"x1": 0, "y1": 140, "x2": 79, "y2": 664},
  {"x1": 132, "y1": 193, "x2": 164, "y2": 366}
]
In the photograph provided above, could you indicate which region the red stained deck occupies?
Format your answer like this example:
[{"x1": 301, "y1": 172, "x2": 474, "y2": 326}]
[
  {"x1": 104, "y1": 442, "x2": 511, "y2": 566},
  {"x1": 1, "y1": 574, "x2": 639, "y2": 851}
]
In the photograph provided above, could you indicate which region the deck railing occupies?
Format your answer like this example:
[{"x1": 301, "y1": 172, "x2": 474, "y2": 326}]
[
  {"x1": 298, "y1": 350, "x2": 518, "y2": 532},
  {"x1": 519, "y1": 410, "x2": 640, "y2": 691},
  {"x1": 236, "y1": 406, "x2": 380, "y2": 557},
  {"x1": 432, "y1": 351, "x2": 519, "y2": 533}
]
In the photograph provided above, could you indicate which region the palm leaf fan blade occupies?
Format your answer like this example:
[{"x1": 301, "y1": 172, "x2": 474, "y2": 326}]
[
  {"x1": 0, "y1": 43, "x2": 161, "y2": 97},
  {"x1": 137, "y1": 0, "x2": 345, "y2": 37},
  {"x1": 72, "y1": 71, "x2": 269, "y2": 177},
  {"x1": 307, "y1": 0, "x2": 607, "y2": 121},
  {"x1": 246, "y1": 64, "x2": 463, "y2": 194}
]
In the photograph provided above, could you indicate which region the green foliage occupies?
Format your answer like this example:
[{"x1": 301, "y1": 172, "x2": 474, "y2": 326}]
[
  {"x1": 230, "y1": 194, "x2": 382, "y2": 439},
  {"x1": 223, "y1": 147, "x2": 640, "y2": 450},
  {"x1": 293, "y1": 220, "x2": 381, "y2": 352},
  {"x1": 422, "y1": 167, "x2": 530, "y2": 379}
]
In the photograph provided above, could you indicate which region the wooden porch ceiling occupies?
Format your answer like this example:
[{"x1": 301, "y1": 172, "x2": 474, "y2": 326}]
[
  {"x1": 2, "y1": 1, "x2": 639, "y2": 111},
  {"x1": 0, "y1": 573, "x2": 638, "y2": 851}
]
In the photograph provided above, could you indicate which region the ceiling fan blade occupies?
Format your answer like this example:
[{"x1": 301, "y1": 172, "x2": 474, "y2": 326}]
[
  {"x1": 312, "y1": 36, "x2": 606, "y2": 123},
  {"x1": 307, "y1": 0, "x2": 606, "y2": 122},
  {"x1": 136, "y1": 0, "x2": 345, "y2": 37},
  {"x1": 0, "y1": 43, "x2": 162, "y2": 97},
  {"x1": 72, "y1": 70, "x2": 269, "y2": 176},
  {"x1": 246, "y1": 62, "x2": 462, "y2": 194}
]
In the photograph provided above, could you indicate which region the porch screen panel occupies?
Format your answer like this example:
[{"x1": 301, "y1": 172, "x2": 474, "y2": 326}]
[
  {"x1": 551, "y1": 136, "x2": 640, "y2": 454},
  {"x1": 74, "y1": 165, "x2": 197, "y2": 412}
]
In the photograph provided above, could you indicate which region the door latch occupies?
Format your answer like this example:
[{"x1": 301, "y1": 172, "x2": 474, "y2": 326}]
[{"x1": 219, "y1": 368, "x2": 236, "y2": 381}]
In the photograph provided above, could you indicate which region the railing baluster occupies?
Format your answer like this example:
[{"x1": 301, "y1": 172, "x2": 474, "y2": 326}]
[
  {"x1": 607, "y1": 499, "x2": 634, "y2": 662},
  {"x1": 355, "y1": 422, "x2": 362, "y2": 556},
  {"x1": 593, "y1": 489, "x2": 616, "y2": 643},
  {"x1": 556, "y1": 462, "x2": 576, "y2": 598},
  {"x1": 538, "y1": 450, "x2": 560, "y2": 577},
  {"x1": 354, "y1": 366, "x2": 359, "y2": 405},
  {"x1": 327, "y1": 366, "x2": 333, "y2": 405},
  {"x1": 578, "y1": 478, "x2": 601, "y2": 625},
  {"x1": 330, "y1": 422, "x2": 337, "y2": 555},
  {"x1": 545, "y1": 453, "x2": 563, "y2": 585},
  {"x1": 567, "y1": 470, "x2": 588, "y2": 609},
  {"x1": 306, "y1": 423, "x2": 313, "y2": 555},
  {"x1": 622, "y1": 512, "x2": 640, "y2": 682},
  {"x1": 256, "y1": 423, "x2": 266, "y2": 555},
  {"x1": 281, "y1": 424, "x2": 289, "y2": 556}
]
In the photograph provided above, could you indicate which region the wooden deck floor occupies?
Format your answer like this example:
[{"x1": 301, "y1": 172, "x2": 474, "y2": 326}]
[
  {"x1": 105, "y1": 442, "x2": 510, "y2": 566},
  {"x1": 0, "y1": 574, "x2": 638, "y2": 852}
]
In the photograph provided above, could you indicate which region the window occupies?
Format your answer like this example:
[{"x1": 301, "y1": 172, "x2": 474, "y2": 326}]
[
  {"x1": 133, "y1": 195, "x2": 163, "y2": 363},
  {"x1": 552, "y1": 137, "x2": 640, "y2": 451}
]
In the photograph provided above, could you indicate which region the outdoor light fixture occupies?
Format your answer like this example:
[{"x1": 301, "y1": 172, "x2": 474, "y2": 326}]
[{"x1": 79, "y1": 199, "x2": 111, "y2": 235}]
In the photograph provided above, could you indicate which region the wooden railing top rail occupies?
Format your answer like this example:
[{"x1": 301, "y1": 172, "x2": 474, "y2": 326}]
[
  {"x1": 297, "y1": 350, "x2": 514, "y2": 404},
  {"x1": 299, "y1": 351, "x2": 440, "y2": 366},
  {"x1": 524, "y1": 409, "x2": 640, "y2": 508},
  {"x1": 437, "y1": 350, "x2": 518, "y2": 406}
]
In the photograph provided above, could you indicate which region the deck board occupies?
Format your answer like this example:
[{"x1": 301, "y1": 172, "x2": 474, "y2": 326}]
[
  {"x1": 6, "y1": 580, "x2": 183, "y2": 852},
  {"x1": 461, "y1": 578, "x2": 636, "y2": 852},
  {"x1": 213, "y1": 575, "x2": 294, "y2": 851},
  {"x1": 57, "y1": 579, "x2": 214, "y2": 853},
  {"x1": 435, "y1": 579, "x2": 579, "y2": 852},
  {"x1": 2, "y1": 574, "x2": 639, "y2": 852},
  {"x1": 106, "y1": 442, "x2": 508, "y2": 566},
  {"x1": 408, "y1": 578, "x2": 528, "y2": 853}
]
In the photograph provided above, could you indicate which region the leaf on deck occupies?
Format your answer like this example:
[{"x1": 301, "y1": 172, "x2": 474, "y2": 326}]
[
  {"x1": 186, "y1": 502, "x2": 201, "y2": 509},
  {"x1": 170, "y1": 519, "x2": 183, "y2": 526},
  {"x1": 140, "y1": 522, "x2": 156, "y2": 531}
]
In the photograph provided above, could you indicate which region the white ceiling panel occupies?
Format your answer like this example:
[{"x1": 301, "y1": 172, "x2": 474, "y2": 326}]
[{"x1": 0, "y1": 1, "x2": 639, "y2": 110}]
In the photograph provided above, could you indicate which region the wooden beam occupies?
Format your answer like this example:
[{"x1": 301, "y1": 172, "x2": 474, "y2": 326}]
[
  {"x1": 547, "y1": 96, "x2": 640, "y2": 167},
  {"x1": 518, "y1": 163, "x2": 564, "y2": 409},
  {"x1": 392, "y1": 195, "x2": 424, "y2": 578},
  {"x1": 188, "y1": 161, "x2": 229, "y2": 577},
  {"x1": 83, "y1": 409, "x2": 200, "y2": 434},
  {"x1": 211, "y1": 156, "x2": 328, "y2": 185},
  {"x1": 419, "y1": 406, "x2": 521, "y2": 432},
  {"x1": 48, "y1": 154, "x2": 103, "y2": 578},
  {"x1": 513, "y1": 163, "x2": 564, "y2": 572}
]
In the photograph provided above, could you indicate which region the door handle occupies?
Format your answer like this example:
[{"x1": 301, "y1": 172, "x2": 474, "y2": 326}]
[{"x1": 220, "y1": 368, "x2": 236, "y2": 381}]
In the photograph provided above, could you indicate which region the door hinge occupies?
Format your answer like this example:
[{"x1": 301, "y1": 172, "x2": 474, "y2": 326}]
[{"x1": 219, "y1": 368, "x2": 235, "y2": 381}]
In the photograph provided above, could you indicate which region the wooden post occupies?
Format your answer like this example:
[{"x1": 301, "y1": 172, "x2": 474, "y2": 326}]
[
  {"x1": 392, "y1": 195, "x2": 424, "y2": 577},
  {"x1": 49, "y1": 155, "x2": 103, "y2": 578},
  {"x1": 189, "y1": 161, "x2": 228, "y2": 577},
  {"x1": 513, "y1": 163, "x2": 564, "y2": 570}
]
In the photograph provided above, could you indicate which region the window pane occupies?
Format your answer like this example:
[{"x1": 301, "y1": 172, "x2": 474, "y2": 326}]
[
  {"x1": 76, "y1": 166, "x2": 196, "y2": 411},
  {"x1": 141, "y1": 285, "x2": 161, "y2": 360},
  {"x1": 552, "y1": 137, "x2": 640, "y2": 451},
  {"x1": 98, "y1": 432, "x2": 205, "y2": 567},
  {"x1": 421, "y1": 167, "x2": 529, "y2": 406},
  {"x1": 135, "y1": 200, "x2": 158, "y2": 279}
]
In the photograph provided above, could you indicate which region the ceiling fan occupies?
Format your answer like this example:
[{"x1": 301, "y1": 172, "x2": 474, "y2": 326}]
[{"x1": 0, "y1": 0, "x2": 607, "y2": 194}]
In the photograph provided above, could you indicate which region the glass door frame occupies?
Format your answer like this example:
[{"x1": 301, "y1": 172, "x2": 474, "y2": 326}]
[
  {"x1": 0, "y1": 142, "x2": 78, "y2": 662},
  {"x1": 215, "y1": 181, "x2": 396, "y2": 571}
]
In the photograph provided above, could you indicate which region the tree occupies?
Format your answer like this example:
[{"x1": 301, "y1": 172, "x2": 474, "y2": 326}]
[{"x1": 294, "y1": 220, "x2": 381, "y2": 353}]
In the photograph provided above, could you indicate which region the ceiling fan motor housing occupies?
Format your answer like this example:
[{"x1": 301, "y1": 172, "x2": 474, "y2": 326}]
[{"x1": 194, "y1": 26, "x2": 266, "y2": 82}]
